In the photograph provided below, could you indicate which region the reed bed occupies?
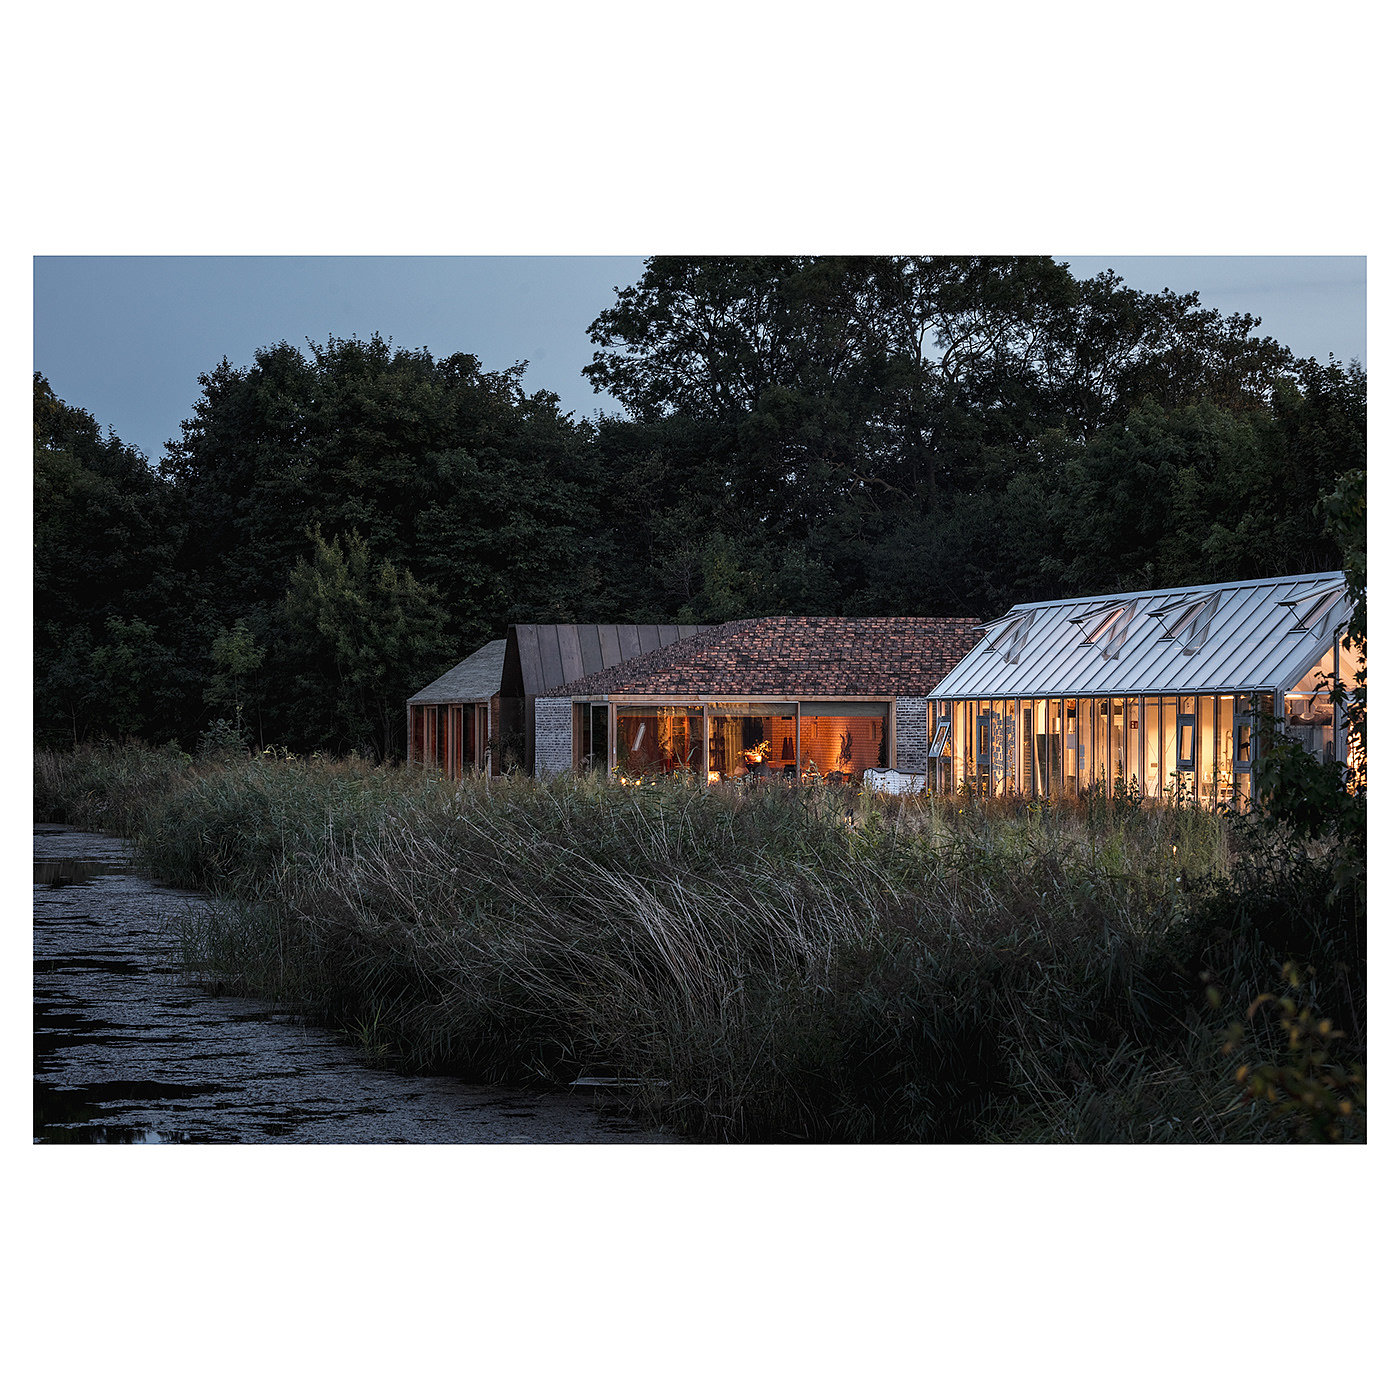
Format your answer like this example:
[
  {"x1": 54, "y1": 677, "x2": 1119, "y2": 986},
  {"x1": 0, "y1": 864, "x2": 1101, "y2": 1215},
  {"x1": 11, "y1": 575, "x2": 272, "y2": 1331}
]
[{"x1": 34, "y1": 747, "x2": 1363, "y2": 1142}]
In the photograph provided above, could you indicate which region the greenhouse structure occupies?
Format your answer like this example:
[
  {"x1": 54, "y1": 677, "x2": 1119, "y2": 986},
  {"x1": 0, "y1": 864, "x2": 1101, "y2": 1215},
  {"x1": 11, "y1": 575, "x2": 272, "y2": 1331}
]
[{"x1": 927, "y1": 571, "x2": 1359, "y2": 807}]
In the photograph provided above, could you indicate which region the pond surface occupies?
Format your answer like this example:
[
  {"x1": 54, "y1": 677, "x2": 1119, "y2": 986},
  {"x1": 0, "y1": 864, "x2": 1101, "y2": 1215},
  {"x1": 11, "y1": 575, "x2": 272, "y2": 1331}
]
[{"x1": 33, "y1": 825, "x2": 671, "y2": 1144}]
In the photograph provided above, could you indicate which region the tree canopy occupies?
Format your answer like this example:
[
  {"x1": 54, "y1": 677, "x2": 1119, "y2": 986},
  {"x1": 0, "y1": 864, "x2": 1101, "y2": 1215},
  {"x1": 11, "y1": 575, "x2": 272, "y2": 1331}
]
[{"x1": 34, "y1": 258, "x2": 1365, "y2": 756}]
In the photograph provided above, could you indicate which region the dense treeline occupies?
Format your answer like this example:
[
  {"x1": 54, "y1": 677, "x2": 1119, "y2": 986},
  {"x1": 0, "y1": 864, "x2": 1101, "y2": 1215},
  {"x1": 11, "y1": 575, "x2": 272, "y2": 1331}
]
[{"x1": 34, "y1": 256, "x2": 1365, "y2": 756}]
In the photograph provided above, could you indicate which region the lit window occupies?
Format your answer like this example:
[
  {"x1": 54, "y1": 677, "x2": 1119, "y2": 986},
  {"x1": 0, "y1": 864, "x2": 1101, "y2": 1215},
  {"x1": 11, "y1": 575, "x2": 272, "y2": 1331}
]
[
  {"x1": 1232, "y1": 707, "x2": 1253, "y2": 771},
  {"x1": 1176, "y1": 712, "x2": 1196, "y2": 771},
  {"x1": 930, "y1": 717, "x2": 952, "y2": 761}
]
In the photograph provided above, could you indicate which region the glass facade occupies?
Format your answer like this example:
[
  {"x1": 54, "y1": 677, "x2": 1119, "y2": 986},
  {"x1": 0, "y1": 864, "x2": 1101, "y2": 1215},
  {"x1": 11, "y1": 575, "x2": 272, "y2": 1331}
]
[
  {"x1": 708, "y1": 703, "x2": 798, "y2": 781},
  {"x1": 571, "y1": 700, "x2": 892, "y2": 785},
  {"x1": 798, "y1": 703, "x2": 887, "y2": 784},
  {"x1": 934, "y1": 692, "x2": 1270, "y2": 808},
  {"x1": 614, "y1": 705, "x2": 706, "y2": 777},
  {"x1": 1281, "y1": 638, "x2": 1348, "y2": 764}
]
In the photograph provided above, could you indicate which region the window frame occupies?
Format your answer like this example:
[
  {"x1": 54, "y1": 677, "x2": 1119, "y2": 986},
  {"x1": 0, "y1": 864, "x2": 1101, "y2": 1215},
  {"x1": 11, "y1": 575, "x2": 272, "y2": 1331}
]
[{"x1": 1176, "y1": 711, "x2": 1197, "y2": 772}]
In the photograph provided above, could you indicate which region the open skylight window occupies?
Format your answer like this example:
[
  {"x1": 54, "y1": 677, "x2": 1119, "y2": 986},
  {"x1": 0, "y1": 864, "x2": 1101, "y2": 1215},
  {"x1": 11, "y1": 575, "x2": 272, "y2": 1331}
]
[
  {"x1": 1279, "y1": 584, "x2": 1345, "y2": 635},
  {"x1": 985, "y1": 610, "x2": 1035, "y2": 664},
  {"x1": 1068, "y1": 600, "x2": 1136, "y2": 659},
  {"x1": 1070, "y1": 601, "x2": 1123, "y2": 645},
  {"x1": 1101, "y1": 600, "x2": 1138, "y2": 659},
  {"x1": 1148, "y1": 592, "x2": 1221, "y2": 655}
]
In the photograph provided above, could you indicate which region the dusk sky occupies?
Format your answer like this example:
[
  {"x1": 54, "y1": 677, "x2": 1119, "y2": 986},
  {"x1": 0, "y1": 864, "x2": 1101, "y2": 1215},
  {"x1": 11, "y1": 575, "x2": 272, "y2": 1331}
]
[{"x1": 33, "y1": 255, "x2": 1366, "y2": 462}]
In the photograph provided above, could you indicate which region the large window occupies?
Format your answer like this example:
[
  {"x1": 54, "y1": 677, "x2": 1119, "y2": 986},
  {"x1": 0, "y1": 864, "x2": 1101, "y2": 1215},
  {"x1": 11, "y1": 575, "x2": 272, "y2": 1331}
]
[
  {"x1": 1046, "y1": 699, "x2": 1065, "y2": 795},
  {"x1": 1093, "y1": 697, "x2": 1110, "y2": 789},
  {"x1": 616, "y1": 706, "x2": 705, "y2": 777},
  {"x1": 1064, "y1": 700, "x2": 1082, "y2": 795},
  {"x1": 799, "y1": 703, "x2": 887, "y2": 784},
  {"x1": 709, "y1": 703, "x2": 798, "y2": 782},
  {"x1": 1283, "y1": 640, "x2": 1341, "y2": 762},
  {"x1": 1232, "y1": 696, "x2": 1254, "y2": 807},
  {"x1": 573, "y1": 703, "x2": 611, "y2": 773},
  {"x1": 1144, "y1": 699, "x2": 1162, "y2": 798},
  {"x1": 952, "y1": 701, "x2": 973, "y2": 792},
  {"x1": 1109, "y1": 697, "x2": 1127, "y2": 787},
  {"x1": 1125, "y1": 698, "x2": 1141, "y2": 795}
]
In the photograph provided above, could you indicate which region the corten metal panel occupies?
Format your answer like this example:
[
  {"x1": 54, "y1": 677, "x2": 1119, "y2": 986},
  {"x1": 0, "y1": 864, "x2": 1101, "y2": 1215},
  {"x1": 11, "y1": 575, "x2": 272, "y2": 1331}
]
[
  {"x1": 929, "y1": 572, "x2": 1349, "y2": 700},
  {"x1": 513, "y1": 625, "x2": 543, "y2": 696},
  {"x1": 578, "y1": 626, "x2": 604, "y2": 679},
  {"x1": 556, "y1": 626, "x2": 586, "y2": 685},
  {"x1": 536, "y1": 627, "x2": 566, "y2": 693}
]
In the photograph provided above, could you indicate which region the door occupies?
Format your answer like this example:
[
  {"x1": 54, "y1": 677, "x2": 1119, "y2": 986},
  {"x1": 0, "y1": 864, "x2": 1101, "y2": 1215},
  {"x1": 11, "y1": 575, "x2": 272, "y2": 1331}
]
[{"x1": 590, "y1": 704, "x2": 609, "y2": 772}]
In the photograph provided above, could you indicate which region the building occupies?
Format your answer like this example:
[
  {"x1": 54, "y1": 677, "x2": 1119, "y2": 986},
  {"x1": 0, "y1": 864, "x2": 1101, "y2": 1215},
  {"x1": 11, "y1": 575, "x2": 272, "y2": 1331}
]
[
  {"x1": 407, "y1": 639, "x2": 506, "y2": 776},
  {"x1": 409, "y1": 624, "x2": 709, "y2": 775},
  {"x1": 533, "y1": 616, "x2": 984, "y2": 783},
  {"x1": 927, "y1": 571, "x2": 1359, "y2": 806}
]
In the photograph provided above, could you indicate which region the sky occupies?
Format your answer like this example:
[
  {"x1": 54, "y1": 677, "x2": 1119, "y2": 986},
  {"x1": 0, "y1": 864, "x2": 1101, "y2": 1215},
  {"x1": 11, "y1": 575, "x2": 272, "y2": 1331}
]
[{"x1": 33, "y1": 255, "x2": 1366, "y2": 462}]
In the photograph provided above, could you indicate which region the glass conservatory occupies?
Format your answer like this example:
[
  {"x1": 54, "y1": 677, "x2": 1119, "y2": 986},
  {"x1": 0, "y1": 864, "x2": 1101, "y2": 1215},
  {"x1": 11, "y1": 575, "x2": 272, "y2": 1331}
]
[{"x1": 928, "y1": 573, "x2": 1359, "y2": 807}]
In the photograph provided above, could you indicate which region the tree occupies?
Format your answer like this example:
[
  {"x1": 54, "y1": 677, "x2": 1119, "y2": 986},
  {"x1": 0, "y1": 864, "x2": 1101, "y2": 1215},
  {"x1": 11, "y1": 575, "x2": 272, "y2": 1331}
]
[
  {"x1": 280, "y1": 528, "x2": 451, "y2": 759},
  {"x1": 33, "y1": 374, "x2": 188, "y2": 745},
  {"x1": 583, "y1": 257, "x2": 1321, "y2": 618},
  {"x1": 204, "y1": 619, "x2": 267, "y2": 745},
  {"x1": 86, "y1": 617, "x2": 179, "y2": 741}
]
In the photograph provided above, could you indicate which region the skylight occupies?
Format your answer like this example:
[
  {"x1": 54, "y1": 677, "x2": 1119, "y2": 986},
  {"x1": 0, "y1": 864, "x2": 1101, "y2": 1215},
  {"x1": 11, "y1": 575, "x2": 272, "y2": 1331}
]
[
  {"x1": 986, "y1": 610, "x2": 1035, "y2": 664},
  {"x1": 1149, "y1": 592, "x2": 1221, "y2": 655},
  {"x1": 1279, "y1": 584, "x2": 1346, "y2": 635},
  {"x1": 1068, "y1": 600, "x2": 1139, "y2": 659}
]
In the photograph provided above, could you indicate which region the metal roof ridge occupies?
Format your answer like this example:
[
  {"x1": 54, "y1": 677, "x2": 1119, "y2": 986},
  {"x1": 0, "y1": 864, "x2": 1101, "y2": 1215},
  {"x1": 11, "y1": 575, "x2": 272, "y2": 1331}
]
[{"x1": 1004, "y1": 569, "x2": 1344, "y2": 612}]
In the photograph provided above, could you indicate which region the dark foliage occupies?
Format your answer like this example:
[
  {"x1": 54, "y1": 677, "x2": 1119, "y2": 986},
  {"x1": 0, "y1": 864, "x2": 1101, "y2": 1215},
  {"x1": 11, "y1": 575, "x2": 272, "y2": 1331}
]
[{"x1": 35, "y1": 258, "x2": 1364, "y2": 755}]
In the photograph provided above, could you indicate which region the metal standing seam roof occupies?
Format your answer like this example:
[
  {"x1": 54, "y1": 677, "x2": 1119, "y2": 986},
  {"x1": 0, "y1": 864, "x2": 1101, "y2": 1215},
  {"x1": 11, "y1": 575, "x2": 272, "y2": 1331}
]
[
  {"x1": 407, "y1": 639, "x2": 507, "y2": 704},
  {"x1": 929, "y1": 572, "x2": 1352, "y2": 702},
  {"x1": 509, "y1": 624, "x2": 711, "y2": 696}
]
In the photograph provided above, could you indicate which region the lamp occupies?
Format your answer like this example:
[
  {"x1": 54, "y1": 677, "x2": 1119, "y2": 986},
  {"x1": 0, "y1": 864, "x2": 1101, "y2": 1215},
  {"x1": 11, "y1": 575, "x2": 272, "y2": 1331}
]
[{"x1": 781, "y1": 736, "x2": 794, "y2": 761}]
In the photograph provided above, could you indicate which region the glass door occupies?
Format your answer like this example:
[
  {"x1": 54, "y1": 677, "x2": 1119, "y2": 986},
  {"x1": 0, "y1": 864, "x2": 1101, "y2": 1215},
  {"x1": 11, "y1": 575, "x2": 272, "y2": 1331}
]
[{"x1": 590, "y1": 704, "x2": 609, "y2": 772}]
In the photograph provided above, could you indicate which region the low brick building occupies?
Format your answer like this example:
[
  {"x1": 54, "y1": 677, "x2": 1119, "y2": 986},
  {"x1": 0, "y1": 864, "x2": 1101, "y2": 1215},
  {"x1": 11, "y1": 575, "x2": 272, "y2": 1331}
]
[{"x1": 533, "y1": 616, "x2": 983, "y2": 785}]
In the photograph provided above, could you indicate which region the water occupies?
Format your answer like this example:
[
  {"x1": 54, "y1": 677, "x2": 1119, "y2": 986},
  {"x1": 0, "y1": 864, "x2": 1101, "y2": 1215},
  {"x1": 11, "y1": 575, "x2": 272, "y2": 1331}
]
[{"x1": 33, "y1": 825, "x2": 670, "y2": 1144}]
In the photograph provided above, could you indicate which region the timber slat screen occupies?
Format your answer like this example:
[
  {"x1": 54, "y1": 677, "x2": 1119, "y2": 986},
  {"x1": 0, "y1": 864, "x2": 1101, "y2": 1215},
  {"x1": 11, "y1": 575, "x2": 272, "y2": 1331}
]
[{"x1": 409, "y1": 702, "x2": 488, "y2": 777}]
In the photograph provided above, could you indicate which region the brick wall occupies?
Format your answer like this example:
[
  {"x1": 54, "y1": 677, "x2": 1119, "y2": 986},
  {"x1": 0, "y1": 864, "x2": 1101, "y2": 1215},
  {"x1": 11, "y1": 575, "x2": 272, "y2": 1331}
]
[
  {"x1": 534, "y1": 697, "x2": 574, "y2": 778},
  {"x1": 894, "y1": 696, "x2": 929, "y2": 773}
]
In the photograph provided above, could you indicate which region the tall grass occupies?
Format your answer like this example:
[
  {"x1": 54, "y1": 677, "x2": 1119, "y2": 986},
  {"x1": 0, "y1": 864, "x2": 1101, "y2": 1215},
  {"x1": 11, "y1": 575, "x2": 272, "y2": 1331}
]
[
  {"x1": 33, "y1": 747, "x2": 1364, "y2": 1142},
  {"x1": 34, "y1": 743, "x2": 191, "y2": 837}
]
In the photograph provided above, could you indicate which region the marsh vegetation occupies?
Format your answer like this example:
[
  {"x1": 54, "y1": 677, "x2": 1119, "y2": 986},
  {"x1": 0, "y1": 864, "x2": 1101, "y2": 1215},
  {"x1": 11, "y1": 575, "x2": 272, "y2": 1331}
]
[{"x1": 34, "y1": 745, "x2": 1364, "y2": 1143}]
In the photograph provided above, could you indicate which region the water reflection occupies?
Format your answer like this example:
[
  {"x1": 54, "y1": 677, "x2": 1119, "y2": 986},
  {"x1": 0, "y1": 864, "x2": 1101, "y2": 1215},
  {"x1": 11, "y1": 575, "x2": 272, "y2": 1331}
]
[
  {"x1": 35, "y1": 857, "x2": 131, "y2": 887},
  {"x1": 33, "y1": 825, "x2": 671, "y2": 1144}
]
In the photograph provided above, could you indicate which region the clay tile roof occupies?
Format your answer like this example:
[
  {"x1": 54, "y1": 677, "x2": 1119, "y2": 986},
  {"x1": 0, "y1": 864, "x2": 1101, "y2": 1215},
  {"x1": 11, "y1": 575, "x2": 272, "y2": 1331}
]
[{"x1": 540, "y1": 617, "x2": 984, "y2": 698}]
